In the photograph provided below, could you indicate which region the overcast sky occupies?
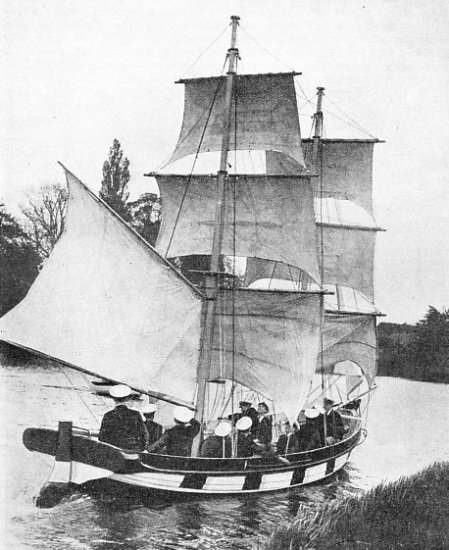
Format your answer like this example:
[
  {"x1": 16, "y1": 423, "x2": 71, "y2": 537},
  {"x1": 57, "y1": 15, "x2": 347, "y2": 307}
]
[{"x1": 1, "y1": 0, "x2": 448, "y2": 324}]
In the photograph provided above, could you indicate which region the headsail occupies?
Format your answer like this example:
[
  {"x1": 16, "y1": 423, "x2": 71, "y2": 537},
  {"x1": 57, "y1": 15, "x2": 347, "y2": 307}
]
[{"x1": 0, "y1": 169, "x2": 203, "y2": 407}]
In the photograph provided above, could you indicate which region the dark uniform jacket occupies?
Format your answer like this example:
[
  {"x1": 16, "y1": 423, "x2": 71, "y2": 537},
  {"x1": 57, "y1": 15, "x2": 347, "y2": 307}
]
[
  {"x1": 144, "y1": 419, "x2": 163, "y2": 446},
  {"x1": 276, "y1": 432, "x2": 300, "y2": 455},
  {"x1": 229, "y1": 407, "x2": 259, "y2": 437},
  {"x1": 297, "y1": 421, "x2": 322, "y2": 452},
  {"x1": 317, "y1": 410, "x2": 345, "y2": 445},
  {"x1": 200, "y1": 435, "x2": 232, "y2": 458},
  {"x1": 256, "y1": 415, "x2": 273, "y2": 445},
  {"x1": 99, "y1": 404, "x2": 148, "y2": 452},
  {"x1": 148, "y1": 419, "x2": 200, "y2": 456},
  {"x1": 236, "y1": 431, "x2": 256, "y2": 458}
]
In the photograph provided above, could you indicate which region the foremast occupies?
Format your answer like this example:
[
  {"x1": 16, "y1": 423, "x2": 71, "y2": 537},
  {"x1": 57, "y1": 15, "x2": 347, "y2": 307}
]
[{"x1": 192, "y1": 15, "x2": 240, "y2": 456}]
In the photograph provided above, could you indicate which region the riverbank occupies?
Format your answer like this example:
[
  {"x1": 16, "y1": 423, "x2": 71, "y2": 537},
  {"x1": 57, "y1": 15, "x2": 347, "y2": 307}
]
[{"x1": 262, "y1": 461, "x2": 449, "y2": 550}]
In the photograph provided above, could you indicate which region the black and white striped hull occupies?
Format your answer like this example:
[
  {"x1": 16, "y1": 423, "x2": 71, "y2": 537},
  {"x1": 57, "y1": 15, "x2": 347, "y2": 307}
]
[
  {"x1": 109, "y1": 452, "x2": 351, "y2": 493},
  {"x1": 24, "y1": 423, "x2": 363, "y2": 496}
]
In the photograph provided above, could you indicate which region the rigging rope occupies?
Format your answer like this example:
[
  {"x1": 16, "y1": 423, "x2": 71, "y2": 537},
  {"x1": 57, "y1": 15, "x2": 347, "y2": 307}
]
[
  {"x1": 179, "y1": 24, "x2": 230, "y2": 81},
  {"x1": 295, "y1": 79, "x2": 378, "y2": 140},
  {"x1": 239, "y1": 24, "x2": 296, "y2": 72},
  {"x1": 59, "y1": 366, "x2": 104, "y2": 424},
  {"x1": 164, "y1": 66, "x2": 226, "y2": 258},
  {"x1": 323, "y1": 93, "x2": 378, "y2": 139}
]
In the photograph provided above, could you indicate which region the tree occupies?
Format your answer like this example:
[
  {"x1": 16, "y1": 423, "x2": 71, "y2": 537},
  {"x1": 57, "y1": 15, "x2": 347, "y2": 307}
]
[
  {"x1": 100, "y1": 139, "x2": 131, "y2": 221},
  {"x1": 128, "y1": 192, "x2": 161, "y2": 247},
  {"x1": 21, "y1": 184, "x2": 68, "y2": 259},
  {"x1": 405, "y1": 307, "x2": 449, "y2": 382},
  {"x1": 0, "y1": 205, "x2": 40, "y2": 315},
  {"x1": 378, "y1": 309, "x2": 449, "y2": 383}
]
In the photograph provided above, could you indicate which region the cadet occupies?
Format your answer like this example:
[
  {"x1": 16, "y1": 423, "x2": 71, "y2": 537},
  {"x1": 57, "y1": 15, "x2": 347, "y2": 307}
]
[
  {"x1": 98, "y1": 384, "x2": 148, "y2": 452},
  {"x1": 148, "y1": 406, "x2": 200, "y2": 456},
  {"x1": 297, "y1": 408, "x2": 322, "y2": 452},
  {"x1": 142, "y1": 403, "x2": 163, "y2": 446}
]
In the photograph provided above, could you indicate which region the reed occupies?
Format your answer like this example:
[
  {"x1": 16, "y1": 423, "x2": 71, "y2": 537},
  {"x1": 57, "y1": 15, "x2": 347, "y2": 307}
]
[{"x1": 262, "y1": 461, "x2": 449, "y2": 550}]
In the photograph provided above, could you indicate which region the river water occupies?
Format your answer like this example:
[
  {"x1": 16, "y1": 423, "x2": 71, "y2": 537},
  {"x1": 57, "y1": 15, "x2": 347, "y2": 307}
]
[{"x1": 1, "y1": 364, "x2": 448, "y2": 549}]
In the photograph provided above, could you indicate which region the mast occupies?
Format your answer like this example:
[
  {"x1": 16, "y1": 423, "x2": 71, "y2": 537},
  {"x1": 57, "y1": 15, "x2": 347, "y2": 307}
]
[
  {"x1": 314, "y1": 86, "x2": 328, "y2": 444},
  {"x1": 312, "y1": 86, "x2": 325, "y2": 170},
  {"x1": 192, "y1": 15, "x2": 240, "y2": 456}
]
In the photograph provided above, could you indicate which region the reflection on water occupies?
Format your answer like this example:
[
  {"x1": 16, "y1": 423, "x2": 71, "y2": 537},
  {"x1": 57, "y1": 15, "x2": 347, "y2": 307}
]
[{"x1": 1, "y1": 365, "x2": 449, "y2": 549}]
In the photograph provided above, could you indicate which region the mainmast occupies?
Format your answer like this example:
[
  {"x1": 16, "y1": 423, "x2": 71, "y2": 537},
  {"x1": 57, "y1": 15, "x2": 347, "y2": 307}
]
[
  {"x1": 314, "y1": 86, "x2": 329, "y2": 444},
  {"x1": 192, "y1": 15, "x2": 240, "y2": 456}
]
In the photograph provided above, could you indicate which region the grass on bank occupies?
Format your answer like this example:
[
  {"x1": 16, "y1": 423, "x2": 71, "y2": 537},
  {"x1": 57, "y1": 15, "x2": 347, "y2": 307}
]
[{"x1": 263, "y1": 461, "x2": 449, "y2": 550}]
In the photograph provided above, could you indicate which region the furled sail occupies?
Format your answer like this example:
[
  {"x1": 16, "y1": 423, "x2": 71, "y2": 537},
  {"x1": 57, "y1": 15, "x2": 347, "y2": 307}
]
[
  {"x1": 318, "y1": 314, "x2": 377, "y2": 386},
  {"x1": 209, "y1": 289, "x2": 321, "y2": 421},
  {"x1": 155, "y1": 174, "x2": 320, "y2": 284},
  {"x1": 244, "y1": 258, "x2": 311, "y2": 289},
  {"x1": 166, "y1": 72, "x2": 305, "y2": 170},
  {"x1": 0, "y1": 170, "x2": 203, "y2": 407}
]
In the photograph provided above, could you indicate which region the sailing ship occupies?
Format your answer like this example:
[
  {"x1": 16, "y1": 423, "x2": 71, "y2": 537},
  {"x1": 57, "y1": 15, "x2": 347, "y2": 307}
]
[{"x1": 0, "y1": 16, "x2": 382, "y2": 497}]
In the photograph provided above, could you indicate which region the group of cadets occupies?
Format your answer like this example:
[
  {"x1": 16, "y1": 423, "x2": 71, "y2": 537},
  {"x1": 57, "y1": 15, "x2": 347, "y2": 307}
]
[
  {"x1": 98, "y1": 384, "x2": 199, "y2": 456},
  {"x1": 98, "y1": 386, "x2": 347, "y2": 458}
]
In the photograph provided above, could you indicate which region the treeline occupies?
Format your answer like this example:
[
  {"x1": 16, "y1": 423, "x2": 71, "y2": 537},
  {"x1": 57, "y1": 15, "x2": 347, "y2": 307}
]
[
  {"x1": 378, "y1": 307, "x2": 449, "y2": 383},
  {"x1": 1, "y1": 139, "x2": 161, "y2": 317}
]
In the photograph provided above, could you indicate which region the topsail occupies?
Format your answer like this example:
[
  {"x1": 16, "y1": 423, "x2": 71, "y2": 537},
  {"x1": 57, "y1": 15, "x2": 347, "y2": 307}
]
[{"x1": 166, "y1": 73, "x2": 305, "y2": 170}]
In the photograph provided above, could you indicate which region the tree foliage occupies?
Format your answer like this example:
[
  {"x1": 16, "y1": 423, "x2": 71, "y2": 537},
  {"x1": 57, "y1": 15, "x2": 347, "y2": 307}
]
[
  {"x1": 0, "y1": 205, "x2": 40, "y2": 315},
  {"x1": 100, "y1": 139, "x2": 131, "y2": 221},
  {"x1": 128, "y1": 192, "x2": 161, "y2": 247},
  {"x1": 100, "y1": 139, "x2": 162, "y2": 245},
  {"x1": 378, "y1": 307, "x2": 449, "y2": 383},
  {"x1": 405, "y1": 307, "x2": 449, "y2": 382},
  {"x1": 21, "y1": 184, "x2": 68, "y2": 259}
]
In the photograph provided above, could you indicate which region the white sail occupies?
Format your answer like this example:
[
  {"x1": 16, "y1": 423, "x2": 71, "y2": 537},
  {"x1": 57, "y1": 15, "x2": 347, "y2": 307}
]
[
  {"x1": 0, "y1": 170, "x2": 203, "y2": 406},
  {"x1": 320, "y1": 225, "x2": 377, "y2": 300},
  {"x1": 302, "y1": 139, "x2": 380, "y2": 214},
  {"x1": 167, "y1": 72, "x2": 305, "y2": 169},
  {"x1": 155, "y1": 174, "x2": 320, "y2": 283},
  {"x1": 319, "y1": 314, "x2": 378, "y2": 386},
  {"x1": 209, "y1": 289, "x2": 321, "y2": 422},
  {"x1": 244, "y1": 258, "x2": 311, "y2": 289}
]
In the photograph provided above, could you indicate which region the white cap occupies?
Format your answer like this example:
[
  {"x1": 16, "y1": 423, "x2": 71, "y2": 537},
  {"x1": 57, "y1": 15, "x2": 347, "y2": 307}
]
[
  {"x1": 142, "y1": 403, "x2": 157, "y2": 414},
  {"x1": 236, "y1": 416, "x2": 252, "y2": 431},
  {"x1": 173, "y1": 406, "x2": 194, "y2": 423},
  {"x1": 214, "y1": 422, "x2": 232, "y2": 437},
  {"x1": 109, "y1": 384, "x2": 132, "y2": 399},
  {"x1": 304, "y1": 408, "x2": 320, "y2": 419}
]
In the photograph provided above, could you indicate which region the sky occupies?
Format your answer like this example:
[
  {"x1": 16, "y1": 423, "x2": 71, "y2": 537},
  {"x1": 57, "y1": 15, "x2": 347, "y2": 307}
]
[{"x1": 0, "y1": 0, "x2": 448, "y2": 324}]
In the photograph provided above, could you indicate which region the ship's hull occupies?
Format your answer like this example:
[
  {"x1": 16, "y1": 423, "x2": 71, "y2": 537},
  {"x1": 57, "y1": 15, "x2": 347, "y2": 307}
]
[{"x1": 23, "y1": 422, "x2": 363, "y2": 496}]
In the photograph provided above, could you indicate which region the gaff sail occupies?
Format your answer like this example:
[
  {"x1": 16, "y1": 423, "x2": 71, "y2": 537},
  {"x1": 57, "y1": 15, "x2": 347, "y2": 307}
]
[{"x1": 0, "y1": 170, "x2": 203, "y2": 407}]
